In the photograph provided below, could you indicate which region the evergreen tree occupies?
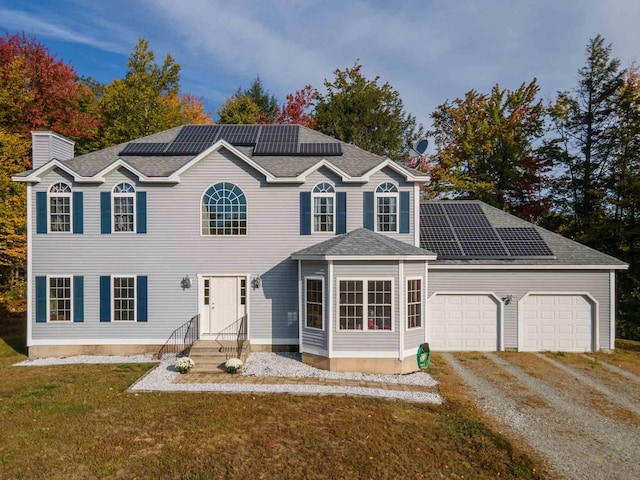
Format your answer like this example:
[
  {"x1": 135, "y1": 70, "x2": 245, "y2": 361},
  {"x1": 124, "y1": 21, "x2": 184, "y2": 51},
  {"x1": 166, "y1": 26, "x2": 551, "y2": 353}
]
[
  {"x1": 547, "y1": 35, "x2": 625, "y2": 239},
  {"x1": 314, "y1": 63, "x2": 423, "y2": 161}
]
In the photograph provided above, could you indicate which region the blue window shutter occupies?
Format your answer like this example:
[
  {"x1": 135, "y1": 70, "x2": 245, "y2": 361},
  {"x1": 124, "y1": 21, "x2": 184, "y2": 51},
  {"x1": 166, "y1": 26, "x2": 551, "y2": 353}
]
[
  {"x1": 136, "y1": 191, "x2": 147, "y2": 234},
  {"x1": 100, "y1": 276, "x2": 111, "y2": 322},
  {"x1": 363, "y1": 192, "x2": 374, "y2": 231},
  {"x1": 73, "y1": 192, "x2": 83, "y2": 234},
  {"x1": 300, "y1": 192, "x2": 311, "y2": 235},
  {"x1": 137, "y1": 276, "x2": 148, "y2": 322},
  {"x1": 100, "y1": 192, "x2": 111, "y2": 234},
  {"x1": 35, "y1": 276, "x2": 46, "y2": 323},
  {"x1": 336, "y1": 192, "x2": 347, "y2": 235},
  {"x1": 36, "y1": 192, "x2": 47, "y2": 234},
  {"x1": 400, "y1": 191, "x2": 410, "y2": 234},
  {"x1": 73, "y1": 276, "x2": 84, "y2": 322}
]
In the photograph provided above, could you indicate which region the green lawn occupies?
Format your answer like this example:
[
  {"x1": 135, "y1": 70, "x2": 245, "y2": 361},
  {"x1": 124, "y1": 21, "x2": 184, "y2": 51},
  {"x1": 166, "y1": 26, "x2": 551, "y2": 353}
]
[{"x1": 0, "y1": 312, "x2": 548, "y2": 479}]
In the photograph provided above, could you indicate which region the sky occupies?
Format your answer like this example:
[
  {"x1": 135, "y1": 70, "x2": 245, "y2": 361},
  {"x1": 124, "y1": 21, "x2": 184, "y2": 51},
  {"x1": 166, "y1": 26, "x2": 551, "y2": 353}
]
[{"x1": 2, "y1": 0, "x2": 640, "y2": 133}]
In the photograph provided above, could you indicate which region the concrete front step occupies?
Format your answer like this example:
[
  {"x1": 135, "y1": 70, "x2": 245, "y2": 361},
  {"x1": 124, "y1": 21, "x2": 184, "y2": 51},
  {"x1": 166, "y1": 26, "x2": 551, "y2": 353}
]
[{"x1": 188, "y1": 339, "x2": 250, "y2": 374}]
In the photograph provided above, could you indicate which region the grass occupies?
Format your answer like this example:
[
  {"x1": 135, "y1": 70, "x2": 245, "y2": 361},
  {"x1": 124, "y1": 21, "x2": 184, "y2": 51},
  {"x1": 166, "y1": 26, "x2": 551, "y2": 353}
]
[{"x1": 0, "y1": 313, "x2": 549, "y2": 479}]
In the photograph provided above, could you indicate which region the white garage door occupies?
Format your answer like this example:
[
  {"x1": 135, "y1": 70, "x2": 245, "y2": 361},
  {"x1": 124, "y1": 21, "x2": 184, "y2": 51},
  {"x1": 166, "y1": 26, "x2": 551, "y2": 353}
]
[
  {"x1": 520, "y1": 295, "x2": 593, "y2": 352},
  {"x1": 428, "y1": 294, "x2": 499, "y2": 351}
]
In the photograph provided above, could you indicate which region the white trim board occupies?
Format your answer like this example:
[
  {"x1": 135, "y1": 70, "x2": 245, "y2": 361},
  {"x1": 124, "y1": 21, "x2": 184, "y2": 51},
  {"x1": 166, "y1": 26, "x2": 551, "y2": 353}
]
[
  {"x1": 30, "y1": 338, "x2": 168, "y2": 346},
  {"x1": 429, "y1": 264, "x2": 628, "y2": 270}
]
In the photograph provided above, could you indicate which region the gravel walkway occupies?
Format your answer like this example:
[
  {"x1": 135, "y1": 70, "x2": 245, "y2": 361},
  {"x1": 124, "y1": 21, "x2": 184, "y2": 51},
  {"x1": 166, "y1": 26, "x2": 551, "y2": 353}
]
[
  {"x1": 581, "y1": 353, "x2": 640, "y2": 384},
  {"x1": 443, "y1": 352, "x2": 640, "y2": 480},
  {"x1": 14, "y1": 354, "x2": 157, "y2": 366},
  {"x1": 21, "y1": 351, "x2": 441, "y2": 403},
  {"x1": 13, "y1": 352, "x2": 441, "y2": 403}
]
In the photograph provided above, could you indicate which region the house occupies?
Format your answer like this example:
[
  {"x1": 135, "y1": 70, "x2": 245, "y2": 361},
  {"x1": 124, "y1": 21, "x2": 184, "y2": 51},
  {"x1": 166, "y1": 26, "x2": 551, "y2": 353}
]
[{"x1": 13, "y1": 125, "x2": 628, "y2": 374}]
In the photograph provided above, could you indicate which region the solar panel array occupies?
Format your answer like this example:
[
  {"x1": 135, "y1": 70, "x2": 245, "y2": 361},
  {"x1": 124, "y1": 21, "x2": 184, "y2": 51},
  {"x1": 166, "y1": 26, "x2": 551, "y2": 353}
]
[
  {"x1": 118, "y1": 124, "x2": 343, "y2": 157},
  {"x1": 420, "y1": 203, "x2": 555, "y2": 259}
]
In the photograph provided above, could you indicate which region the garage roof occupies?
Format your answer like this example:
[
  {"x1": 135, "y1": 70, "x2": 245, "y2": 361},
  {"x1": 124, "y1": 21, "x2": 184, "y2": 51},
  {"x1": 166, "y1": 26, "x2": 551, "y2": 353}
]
[{"x1": 423, "y1": 201, "x2": 627, "y2": 267}]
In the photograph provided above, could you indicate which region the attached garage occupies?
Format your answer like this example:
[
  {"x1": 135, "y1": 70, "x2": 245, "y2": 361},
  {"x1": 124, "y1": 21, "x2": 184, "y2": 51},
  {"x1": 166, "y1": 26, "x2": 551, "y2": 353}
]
[
  {"x1": 428, "y1": 294, "x2": 500, "y2": 351},
  {"x1": 519, "y1": 294, "x2": 595, "y2": 352}
]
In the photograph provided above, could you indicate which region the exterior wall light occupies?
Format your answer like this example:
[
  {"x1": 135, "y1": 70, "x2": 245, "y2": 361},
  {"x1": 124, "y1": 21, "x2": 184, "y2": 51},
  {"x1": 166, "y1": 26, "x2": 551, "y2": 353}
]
[
  {"x1": 181, "y1": 275, "x2": 192, "y2": 290},
  {"x1": 503, "y1": 294, "x2": 514, "y2": 305},
  {"x1": 252, "y1": 275, "x2": 262, "y2": 289}
]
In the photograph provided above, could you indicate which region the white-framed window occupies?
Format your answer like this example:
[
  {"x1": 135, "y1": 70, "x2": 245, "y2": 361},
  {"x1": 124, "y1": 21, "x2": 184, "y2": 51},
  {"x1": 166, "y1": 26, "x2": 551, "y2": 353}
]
[
  {"x1": 113, "y1": 276, "x2": 136, "y2": 322},
  {"x1": 305, "y1": 277, "x2": 324, "y2": 330},
  {"x1": 338, "y1": 279, "x2": 393, "y2": 331},
  {"x1": 407, "y1": 278, "x2": 422, "y2": 329},
  {"x1": 202, "y1": 182, "x2": 247, "y2": 235},
  {"x1": 49, "y1": 182, "x2": 72, "y2": 232},
  {"x1": 312, "y1": 182, "x2": 335, "y2": 232},
  {"x1": 48, "y1": 276, "x2": 72, "y2": 322},
  {"x1": 375, "y1": 182, "x2": 398, "y2": 232},
  {"x1": 113, "y1": 182, "x2": 135, "y2": 233}
]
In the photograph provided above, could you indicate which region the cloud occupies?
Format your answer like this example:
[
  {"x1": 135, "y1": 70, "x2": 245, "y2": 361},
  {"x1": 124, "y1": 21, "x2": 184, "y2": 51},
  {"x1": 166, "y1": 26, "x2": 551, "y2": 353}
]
[{"x1": 0, "y1": 7, "x2": 131, "y2": 54}]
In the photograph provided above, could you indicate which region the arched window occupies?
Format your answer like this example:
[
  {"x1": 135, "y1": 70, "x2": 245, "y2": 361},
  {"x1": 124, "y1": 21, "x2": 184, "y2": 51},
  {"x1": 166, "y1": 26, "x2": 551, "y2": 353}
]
[
  {"x1": 375, "y1": 182, "x2": 398, "y2": 232},
  {"x1": 312, "y1": 182, "x2": 335, "y2": 232},
  {"x1": 49, "y1": 182, "x2": 72, "y2": 232},
  {"x1": 202, "y1": 182, "x2": 247, "y2": 235},
  {"x1": 113, "y1": 183, "x2": 135, "y2": 232}
]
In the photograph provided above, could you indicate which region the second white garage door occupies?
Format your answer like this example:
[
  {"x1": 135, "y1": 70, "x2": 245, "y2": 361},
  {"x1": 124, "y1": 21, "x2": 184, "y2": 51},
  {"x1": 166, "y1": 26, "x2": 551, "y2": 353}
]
[
  {"x1": 519, "y1": 294, "x2": 593, "y2": 352},
  {"x1": 428, "y1": 294, "x2": 499, "y2": 351}
]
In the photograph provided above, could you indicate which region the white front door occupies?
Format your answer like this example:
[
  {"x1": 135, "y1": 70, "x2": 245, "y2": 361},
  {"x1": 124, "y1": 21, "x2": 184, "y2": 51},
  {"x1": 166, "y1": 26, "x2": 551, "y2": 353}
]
[{"x1": 201, "y1": 276, "x2": 246, "y2": 336}]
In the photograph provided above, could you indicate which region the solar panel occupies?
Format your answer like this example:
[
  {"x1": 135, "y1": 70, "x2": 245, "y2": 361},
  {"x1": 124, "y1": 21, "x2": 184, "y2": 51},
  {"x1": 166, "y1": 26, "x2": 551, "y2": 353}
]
[
  {"x1": 448, "y1": 214, "x2": 491, "y2": 228},
  {"x1": 420, "y1": 202, "x2": 556, "y2": 259},
  {"x1": 172, "y1": 125, "x2": 221, "y2": 144},
  {"x1": 454, "y1": 227, "x2": 500, "y2": 241},
  {"x1": 421, "y1": 215, "x2": 450, "y2": 227},
  {"x1": 165, "y1": 142, "x2": 213, "y2": 155},
  {"x1": 422, "y1": 241, "x2": 463, "y2": 257},
  {"x1": 495, "y1": 227, "x2": 543, "y2": 241},
  {"x1": 298, "y1": 143, "x2": 343, "y2": 155},
  {"x1": 459, "y1": 241, "x2": 509, "y2": 256},
  {"x1": 253, "y1": 142, "x2": 299, "y2": 155},
  {"x1": 218, "y1": 125, "x2": 260, "y2": 145},
  {"x1": 421, "y1": 226, "x2": 457, "y2": 242},
  {"x1": 119, "y1": 142, "x2": 170, "y2": 155},
  {"x1": 257, "y1": 124, "x2": 299, "y2": 143},
  {"x1": 502, "y1": 242, "x2": 554, "y2": 257},
  {"x1": 420, "y1": 204, "x2": 445, "y2": 215},
  {"x1": 443, "y1": 203, "x2": 483, "y2": 215}
]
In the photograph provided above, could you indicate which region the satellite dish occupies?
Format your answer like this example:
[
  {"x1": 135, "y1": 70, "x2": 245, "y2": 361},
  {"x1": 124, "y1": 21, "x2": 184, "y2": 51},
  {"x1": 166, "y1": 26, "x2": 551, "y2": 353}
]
[
  {"x1": 414, "y1": 138, "x2": 429, "y2": 155},
  {"x1": 408, "y1": 138, "x2": 429, "y2": 158}
]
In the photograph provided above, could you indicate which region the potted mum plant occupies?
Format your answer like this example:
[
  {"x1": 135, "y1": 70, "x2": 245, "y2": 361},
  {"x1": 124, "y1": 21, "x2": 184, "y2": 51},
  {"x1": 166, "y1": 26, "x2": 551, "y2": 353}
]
[
  {"x1": 175, "y1": 356, "x2": 195, "y2": 374},
  {"x1": 225, "y1": 358, "x2": 243, "y2": 374}
]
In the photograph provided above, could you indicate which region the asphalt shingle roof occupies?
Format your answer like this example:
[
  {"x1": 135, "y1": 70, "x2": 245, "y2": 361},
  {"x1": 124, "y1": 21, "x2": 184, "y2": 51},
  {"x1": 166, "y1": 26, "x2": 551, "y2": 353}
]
[
  {"x1": 25, "y1": 125, "x2": 428, "y2": 180},
  {"x1": 425, "y1": 200, "x2": 627, "y2": 267},
  {"x1": 292, "y1": 228, "x2": 436, "y2": 258}
]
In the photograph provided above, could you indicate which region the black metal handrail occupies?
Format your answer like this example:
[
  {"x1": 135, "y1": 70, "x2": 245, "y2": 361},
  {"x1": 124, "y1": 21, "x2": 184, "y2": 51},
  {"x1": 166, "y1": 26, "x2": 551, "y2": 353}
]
[
  {"x1": 215, "y1": 314, "x2": 247, "y2": 357},
  {"x1": 154, "y1": 314, "x2": 200, "y2": 360}
]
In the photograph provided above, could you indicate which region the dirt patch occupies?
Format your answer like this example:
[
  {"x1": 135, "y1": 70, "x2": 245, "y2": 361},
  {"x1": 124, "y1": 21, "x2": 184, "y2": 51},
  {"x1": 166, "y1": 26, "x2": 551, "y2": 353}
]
[
  {"x1": 442, "y1": 352, "x2": 640, "y2": 480},
  {"x1": 504, "y1": 352, "x2": 640, "y2": 427}
]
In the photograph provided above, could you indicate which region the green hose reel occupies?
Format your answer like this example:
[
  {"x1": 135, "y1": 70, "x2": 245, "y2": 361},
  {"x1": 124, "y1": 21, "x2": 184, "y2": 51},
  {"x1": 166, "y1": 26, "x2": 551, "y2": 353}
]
[{"x1": 417, "y1": 342, "x2": 431, "y2": 370}]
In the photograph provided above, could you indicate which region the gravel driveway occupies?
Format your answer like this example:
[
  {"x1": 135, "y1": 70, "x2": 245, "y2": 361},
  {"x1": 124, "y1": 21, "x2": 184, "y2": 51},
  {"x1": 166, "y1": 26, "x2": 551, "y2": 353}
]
[{"x1": 442, "y1": 352, "x2": 640, "y2": 480}]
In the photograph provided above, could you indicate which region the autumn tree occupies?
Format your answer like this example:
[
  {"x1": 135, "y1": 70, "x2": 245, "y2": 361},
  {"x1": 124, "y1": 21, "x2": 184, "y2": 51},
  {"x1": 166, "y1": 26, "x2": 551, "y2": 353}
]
[
  {"x1": 314, "y1": 63, "x2": 423, "y2": 161},
  {"x1": 277, "y1": 85, "x2": 317, "y2": 128},
  {"x1": 216, "y1": 95, "x2": 261, "y2": 124},
  {"x1": 0, "y1": 131, "x2": 29, "y2": 289},
  {"x1": 0, "y1": 31, "x2": 100, "y2": 150},
  {"x1": 547, "y1": 35, "x2": 624, "y2": 239},
  {"x1": 426, "y1": 80, "x2": 551, "y2": 219},
  {"x1": 99, "y1": 39, "x2": 213, "y2": 146}
]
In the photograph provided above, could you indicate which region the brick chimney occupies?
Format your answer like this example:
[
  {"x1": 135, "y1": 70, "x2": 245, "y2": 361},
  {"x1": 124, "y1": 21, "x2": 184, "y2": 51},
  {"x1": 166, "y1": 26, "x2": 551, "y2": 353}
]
[{"x1": 31, "y1": 131, "x2": 75, "y2": 170}]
